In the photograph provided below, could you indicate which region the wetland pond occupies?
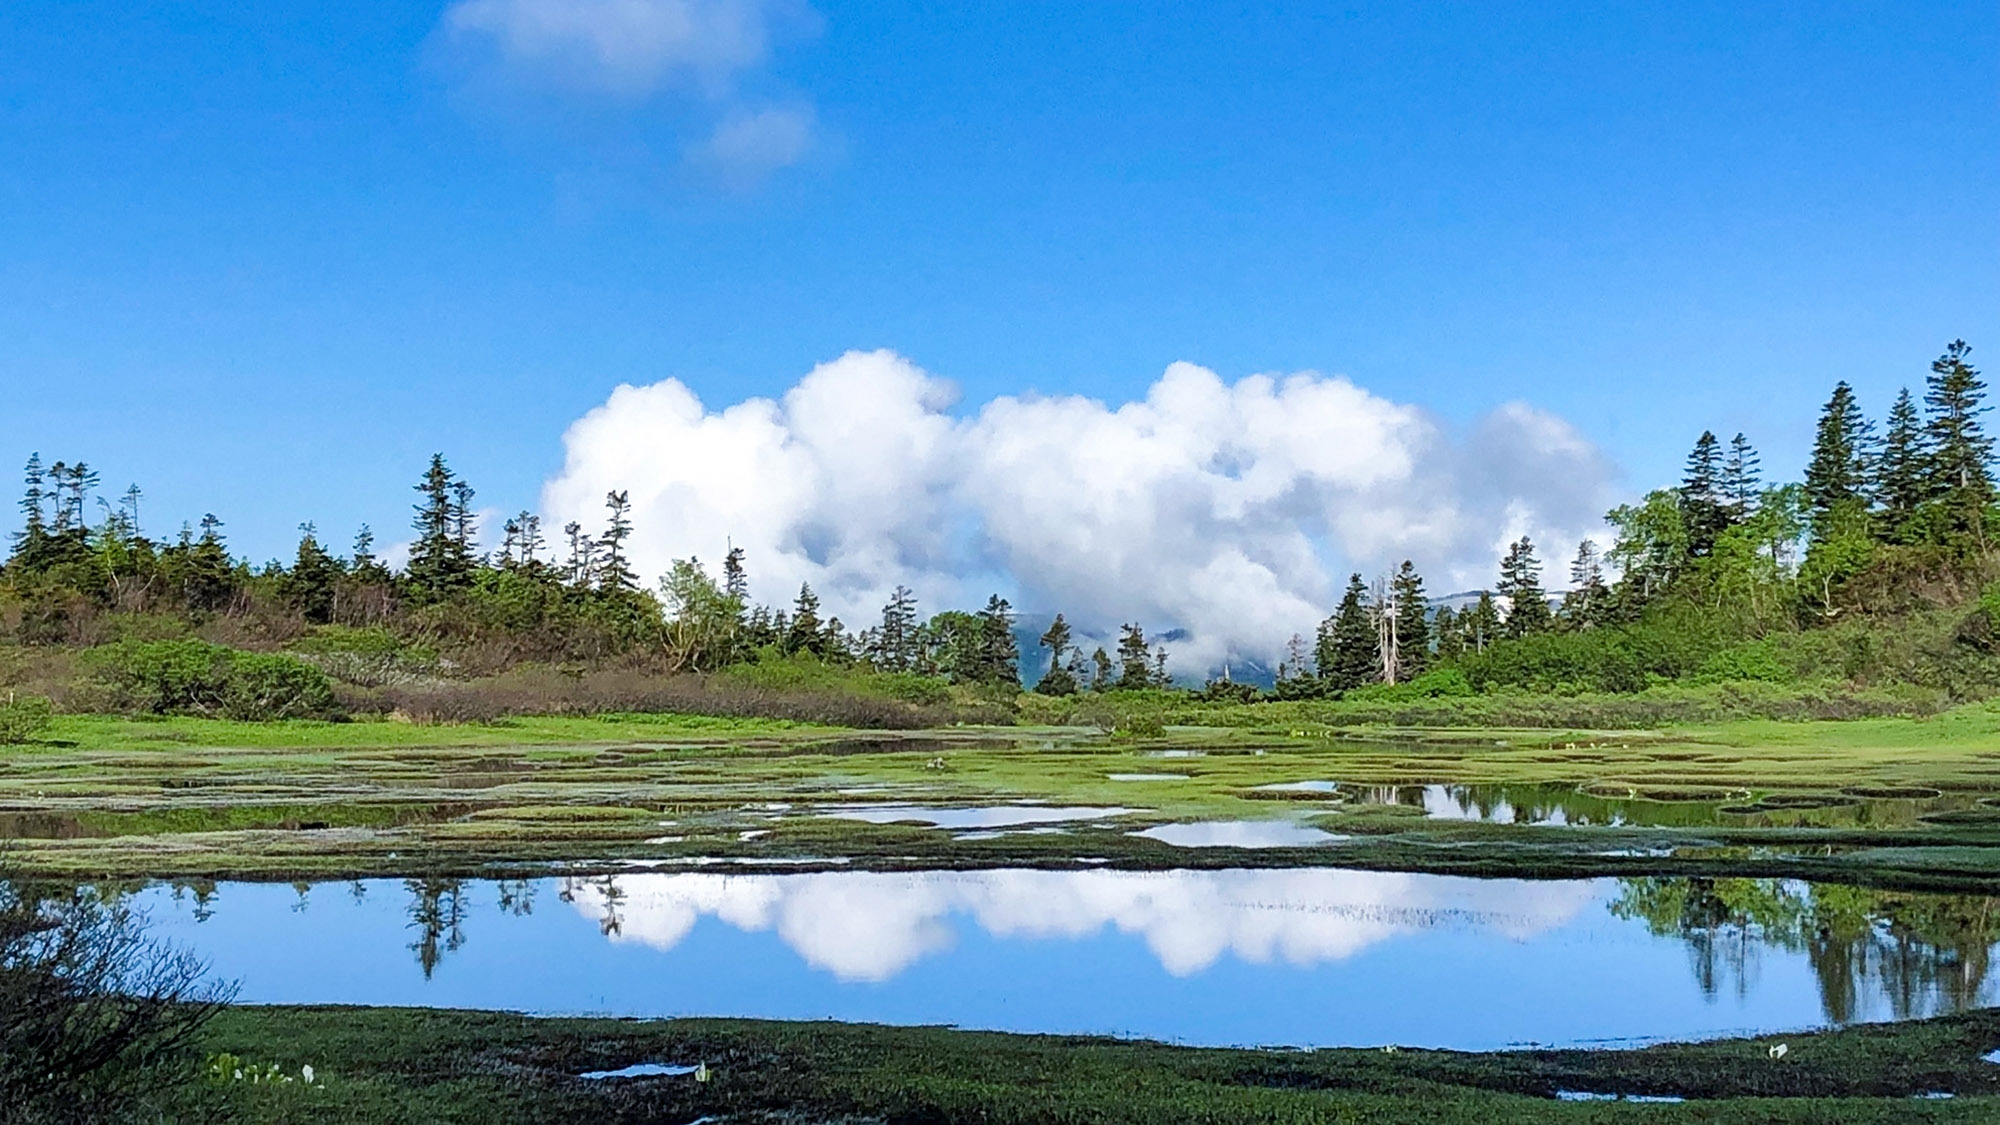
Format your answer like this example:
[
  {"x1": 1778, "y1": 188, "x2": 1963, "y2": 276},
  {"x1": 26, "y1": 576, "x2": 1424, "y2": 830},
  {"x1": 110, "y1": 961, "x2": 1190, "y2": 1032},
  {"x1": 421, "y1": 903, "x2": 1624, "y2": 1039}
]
[{"x1": 134, "y1": 868, "x2": 1999, "y2": 1051}]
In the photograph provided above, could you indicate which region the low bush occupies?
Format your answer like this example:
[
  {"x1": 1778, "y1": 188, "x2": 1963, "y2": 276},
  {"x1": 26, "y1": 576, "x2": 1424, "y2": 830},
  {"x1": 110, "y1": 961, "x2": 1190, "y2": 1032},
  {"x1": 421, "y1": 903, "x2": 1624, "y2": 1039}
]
[
  {"x1": 84, "y1": 640, "x2": 340, "y2": 721},
  {"x1": 0, "y1": 692, "x2": 53, "y2": 744}
]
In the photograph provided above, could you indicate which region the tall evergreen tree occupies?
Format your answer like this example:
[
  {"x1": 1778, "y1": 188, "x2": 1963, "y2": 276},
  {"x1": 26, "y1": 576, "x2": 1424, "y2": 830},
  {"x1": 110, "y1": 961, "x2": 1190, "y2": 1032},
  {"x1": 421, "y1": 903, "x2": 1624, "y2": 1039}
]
[
  {"x1": 1035, "y1": 613, "x2": 1078, "y2": 695},
  {"x1": 11, "y1": 453, "x2": 47, "y2": 566},
  {"x1": 873, "y1": 585, "x2": 920, "y2": 671},
  {"x1": 597, "y1": 490, "x2": 637, "y2": 592},
  {"x1": 1116, "y1": 624, "x2": 1153, "y2": 689},
  {"x1": 785, "y1": 583, "x2": 824, "y2": 655},
  {"x1": 1564, "y1": 539, "x2": 1610, "y2": 628},
  {"x1": 1388, "y1": 561, "x2": 1430, "y2": 681},
  {"x1": 1090, "y1": 646, "x2": 1115, "y2": 692},
  {"x1": 1924, "y1": 339, "x2": 1993, "y2": 541},
  {"x1": 1874, "y1": 388, "x2": 1930, "y2": 539},
  {"x1": 1432, "y1": 606, "x2": 1463, "y2": 660},
  {"x1": 971, "y1": 595, "x2": 1020, "y2": 685},
  {"x1": 1803, "y1": 382, "x2": 1874, "y2": 534},
  {"x1": 1319, "y1": 573, "x2": 1379, "y2": 690},
  {"x1": 1496, "y1": 537, "x2": 1552, "y2": 637},
  {"x1": 1462, "y1": 592, "x2": 1501, "y2": 653},
  {"x1": 1720, "y1": 433, "x2": 1762, "y2": 519},
  {"x1": 1678, "y1": 431, "x2": 1728, "y2": 555},
  {"x1": 722, "y1": 545, "x2": 748, "y2": 601},
  {"x1": 407, "y1": 454, "x2": 475, "y2": 598},
  {"x1": 283, "y1": 522, "x2": 343, "y2": 624}
]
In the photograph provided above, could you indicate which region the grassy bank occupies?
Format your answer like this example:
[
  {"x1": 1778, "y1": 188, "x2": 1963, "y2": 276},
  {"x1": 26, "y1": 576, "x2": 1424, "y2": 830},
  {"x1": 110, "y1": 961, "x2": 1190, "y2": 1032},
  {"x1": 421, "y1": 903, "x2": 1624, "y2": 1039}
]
[
  {"x1": 185, "y1": 1004, "x2": 2000, "y2": 1123},
  {"x1": 4, "y1": 707, "x2": 2000, "y2": 887}
]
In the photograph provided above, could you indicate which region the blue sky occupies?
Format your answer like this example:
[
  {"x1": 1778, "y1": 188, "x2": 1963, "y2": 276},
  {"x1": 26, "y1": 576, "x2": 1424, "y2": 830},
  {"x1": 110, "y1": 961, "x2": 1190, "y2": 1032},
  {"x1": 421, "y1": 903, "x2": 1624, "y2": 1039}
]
[{"x1": 1, "y1": 1, "x2": 1995, "y2": 569}]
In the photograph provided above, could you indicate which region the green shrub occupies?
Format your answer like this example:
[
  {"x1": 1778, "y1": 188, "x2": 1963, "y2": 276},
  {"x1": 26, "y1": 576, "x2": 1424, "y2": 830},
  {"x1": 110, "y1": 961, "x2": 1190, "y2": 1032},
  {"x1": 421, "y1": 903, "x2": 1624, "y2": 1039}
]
[
  {"x1": 0, "y1": 693, "x2": 53, "y2": 743},
  {"x1": 86, "y1": 640, "x2": 340, "y2": 721},
  {"x1": 1693, "y1": 640, "x2": 1793, "y2": 684}
]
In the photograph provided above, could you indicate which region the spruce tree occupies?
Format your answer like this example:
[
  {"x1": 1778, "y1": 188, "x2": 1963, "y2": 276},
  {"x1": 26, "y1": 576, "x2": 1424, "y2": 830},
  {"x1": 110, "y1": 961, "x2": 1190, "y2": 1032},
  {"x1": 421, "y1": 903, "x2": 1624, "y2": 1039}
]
[
  {"x1": 1090, "y1": 646, "x2": 1115, "y2": 692},
  {"x1": 597, "y1": 490, "x2": 638, "y2": 592},
  {"x1": 722, "y1": 546, "x2": 748, "y2": 601},
  {"x1": 1463, "y1": 592, "x2": 1501, "y2": 652},
  {"x1": 1803, "y1": 382, "x2": 1874, "y2": 533},
  {"x1": 974, "y1": 595, "x2": 1020, "y2": 686},
  {"x1": 874, "y1": 585, "x2": 920, "y2": 672},
  {"x1": 284, "y1": 522, "x2": 343, "y2": 624},
  {"x1": 1720, "y1": 433, "x2": 1762, "y2": 519},
  {"x1": 1496, "y1": 537, "x2": 1553, "y2": 637},
  {"x1": 11, "y1": 453, "x2": 47, "y2": 567},
  {"x1": 1432, "y1": 606, "x2": 1463, "y2": 660},
  {"x1": 1322, "y1": 573, "x2": 1379, "y2": 690},
  {"x1": 1924, "y1": 339, "x2": 1993, "y2": 542},
  {"x1": 1388, "y1": 561, "x2": 1430, "y2": 681},
  {"x1": 1035, "y1": 613, "x2": 1078, "y2": 695},
  {"x1": 1874, "y1": 387, "x2": 1929, "y2": 539},
  {"x1": 1678, "y1": 431, "x2": 1727, "y2": 555},
  {"x1": 1151, "y1": 645, "x2": 1170, "y2": 688},
  {"x1": 785, "y1": 583, "x2": 824, "y2": 656},
  {"x1": 1564, "y1": 539, "x2": 1610, "y2": 628},
  {"x1": 1116, "y1": 624, "x2": 1152, "y2": 689},
  {"x1": 407, "y1": 454, "x2": 475, "y2": 598}
]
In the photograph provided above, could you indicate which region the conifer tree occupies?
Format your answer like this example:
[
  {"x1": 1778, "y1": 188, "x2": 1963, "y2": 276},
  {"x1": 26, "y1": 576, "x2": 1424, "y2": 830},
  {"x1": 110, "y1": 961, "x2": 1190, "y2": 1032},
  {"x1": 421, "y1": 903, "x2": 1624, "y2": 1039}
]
[
  {"x1": 1874, "y1": 388, "x2": 1929, "y2": 539},
  {"x1": 1463, "y1": 592, "x2": 1501, "y2": 652},
  {"x1": 1496, "y1": 537, "x2": 1552, "y2": 637},
  {"x1": 1678, "y1": 431, "x2": 1727, "y2": 555},
  {"x1": 1564, "y1": 539, "x2": 1610, "y2": 628},
  {"x1": 1090, "y1": 646, "x2": 1115, "y2": 692},
  {"x1": 596, "y1": 490, "x2": 637, "y2": 592},
  {"x1": 1116, "y1": 624, "x2": 1153, "y2": 689},
  {"x1": 873, "y1": 585, "x2": 920, "y2": 672},
  {"x1": 1035, "y1": 613, "x2": 1078, "y2": 695},
  {"x1": 722, "y1": 546, "x2": 748, "y2": 601},
  {"x1": 1432, "y1": 606, "x2": 1463, "y2": 660},
  {"x1": 1151, "y1": 645, "x2": 1170, "y2": 687},
  {"x1": 1804, "y1": 382, "x2": 1874, "y2": 534},
  {"x1": 785, "y1": 583, "x2": 824, "y2": 655},
  {"x1": 1320, "y1": 573, "x2": 1378, "y2": 690},
  {"x1": 1924, "y1": 339, "x2": 1993, "y2": 542},
  {"x1": 407, "y1": 455, "x2": 475, "y2": 598},
  {"x1": 284, "y1": 522, "x2": 343, "y2": 624},
  {"x1": 1720, "y1": 433, "x2": 1762, "y2": 519},
  {"x1": 974, "y1": 595, "x2": 1020, "y2": 685},
  {"x1": 1388, "y1": 561, "x2": 1430, "y2": 681},
  {"x1": 11, "y1": 453, "x2": 47, "y2": 566}
]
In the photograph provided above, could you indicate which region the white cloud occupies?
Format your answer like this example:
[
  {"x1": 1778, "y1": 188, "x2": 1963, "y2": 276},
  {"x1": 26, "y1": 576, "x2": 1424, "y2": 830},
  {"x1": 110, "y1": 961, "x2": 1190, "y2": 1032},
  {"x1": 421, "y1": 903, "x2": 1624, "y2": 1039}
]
[
  {"x1": 441, "y1": 0, "x2": 820, "y2": 182},
  {"x1": 542, "y1": 350, "x2": 1620, "y2": 671},
  {"x1": 687, "y1": 104, "x2": 816, "y2": 182},
  {"x1": 564, "y1": 869, "x2": 1602, "y2": 982}
]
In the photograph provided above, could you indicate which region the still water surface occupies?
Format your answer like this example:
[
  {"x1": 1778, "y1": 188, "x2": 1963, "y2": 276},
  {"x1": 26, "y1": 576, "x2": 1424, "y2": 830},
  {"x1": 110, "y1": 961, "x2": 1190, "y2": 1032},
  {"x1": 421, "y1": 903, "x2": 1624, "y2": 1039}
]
[{"x1": 140, "y1": 869, "x2": 1997, "y2": 1050}]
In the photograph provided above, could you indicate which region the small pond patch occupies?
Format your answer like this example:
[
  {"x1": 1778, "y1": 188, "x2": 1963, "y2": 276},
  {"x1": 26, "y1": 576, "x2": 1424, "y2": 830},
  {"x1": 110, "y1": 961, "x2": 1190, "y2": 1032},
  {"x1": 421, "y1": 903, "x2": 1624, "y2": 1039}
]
[
  {"x1": 1108, "y1": 773, "x2": 1189, "y2": 782},
  {"x1": 818, "y1": 805, "x2": 1138, "y2": 830},
  {"x1": 1132, "y1": 821, "x2": 1345, "y2": 848},
  {"x1": 577, "y1": 1062, "x2": 698, "y2": 1080}
]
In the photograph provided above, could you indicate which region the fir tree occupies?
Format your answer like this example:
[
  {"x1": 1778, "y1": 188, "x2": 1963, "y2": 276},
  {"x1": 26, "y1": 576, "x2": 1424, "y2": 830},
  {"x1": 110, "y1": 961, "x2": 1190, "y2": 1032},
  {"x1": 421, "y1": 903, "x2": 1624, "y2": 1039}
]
[
  {"x1": 873, "y1": 585, "x2": 920, "y2": 671},
  {"x1": 1496, "y1": 537, "x2": 1552, "y2": 637},
  {"x1": 785, "y1": 583, "x2": 824, "y2": 656},
  {"x1": 1720, "y1": 433, "x2": 1762, "y2": 519},
  {"x1": 1035, "y1": 613, "x2": 1078, "y2": 695},
  {"x1": 11, "y1": 453, "x2": 47, "y2": 566},
  {"x1": 1320, "y1": 573, "x2": 1379, "y2": 691},
  {"x1": 407, "y1": 455, "x2": 475, "y2": 598},
  {"x1": 1432, "y1": 606, "x2": 1463, "y2": 660},
  {"x1": 1678, "y1": 431, "x2": 1727, "y2": 555},
  {"x1": 596, "y1": 490, "x2": 637, "y2": 592},
  {"x1": 1874, "y1": 387, "x2": 1929, "y2": 539},
  {"x1": 1803, "y1": 382, "x2": 1874, "y2": 534},
  {"x1": 1090, "y1": 646, "x2": 1114, "y2": 692},
  {"x1": 1463, "y1": 591, "x2": 1501, "y2": 653},
  {"x1": 1388, "y1": 561, "x2": 1430, "y2": 681},
  {"x1": 971, "y1": 595, "x2": 1020, "y2": 685},
  {"x1": 1116, "y1": 624, "x2": 1153, "y2": 689},
  {"x1": 722, "y1": 545, "x2": 748, "y2": 601},
  {"x1": 1924, "y1": 339, "x2": 1993, "y2": 541},
  {"x1": 1564, "y1": 539, "x2": 1610, "y2": 628},
  {"x1": 283, "y1": 522, "x2": 344, "y2": 624},
  {"x1": 1151, "y1": 645, "x2": 1170, "y2": 688}
]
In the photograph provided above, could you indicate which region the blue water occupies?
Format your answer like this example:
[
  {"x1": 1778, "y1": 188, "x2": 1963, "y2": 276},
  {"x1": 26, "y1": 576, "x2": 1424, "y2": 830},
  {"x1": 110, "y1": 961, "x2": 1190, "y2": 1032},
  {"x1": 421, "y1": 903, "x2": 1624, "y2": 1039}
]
[{"x1": 137, "y1": 869, "x2": 1998, "y2": 1050}]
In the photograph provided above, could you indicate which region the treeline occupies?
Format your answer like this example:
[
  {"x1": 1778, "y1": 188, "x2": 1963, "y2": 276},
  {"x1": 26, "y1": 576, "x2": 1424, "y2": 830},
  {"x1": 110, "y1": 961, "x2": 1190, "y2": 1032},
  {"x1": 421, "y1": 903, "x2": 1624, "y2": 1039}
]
[
  {"x1": 1264, "y1": 339, "x2": 2000, "y2": 701},
  {"x1": 3, "y1": 340, "x2": 1995, "y2": 718}
]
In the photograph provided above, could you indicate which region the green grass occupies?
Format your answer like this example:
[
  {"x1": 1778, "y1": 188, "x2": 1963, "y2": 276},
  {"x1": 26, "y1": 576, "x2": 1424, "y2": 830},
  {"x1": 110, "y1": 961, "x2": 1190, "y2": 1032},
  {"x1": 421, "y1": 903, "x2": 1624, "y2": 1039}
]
[
  {"x1": 181, "y1": 1004, "x2": 2000, "y2": 1123},
  {"x1": 34, "y1": 710, "x2": 816, "y2": 750}
]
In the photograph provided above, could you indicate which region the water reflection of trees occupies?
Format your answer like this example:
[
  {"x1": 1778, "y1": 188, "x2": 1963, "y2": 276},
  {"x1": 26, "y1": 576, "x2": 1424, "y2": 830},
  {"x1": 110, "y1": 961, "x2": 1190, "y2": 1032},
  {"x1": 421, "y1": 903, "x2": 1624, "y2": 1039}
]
[
  {"x1": 404, "y1": 878, "x2": 466, "y2": 979},
  {"x1": 1610, "y1": 877, "x2": 1998, "y2": 1022}
]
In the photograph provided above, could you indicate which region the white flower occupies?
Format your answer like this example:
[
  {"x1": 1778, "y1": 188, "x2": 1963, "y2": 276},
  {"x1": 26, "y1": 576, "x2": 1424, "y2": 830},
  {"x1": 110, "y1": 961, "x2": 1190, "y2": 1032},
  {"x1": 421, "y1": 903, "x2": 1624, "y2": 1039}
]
[{"x1": 301, "y1": 1064, "x2": 315, "y2": 1085}]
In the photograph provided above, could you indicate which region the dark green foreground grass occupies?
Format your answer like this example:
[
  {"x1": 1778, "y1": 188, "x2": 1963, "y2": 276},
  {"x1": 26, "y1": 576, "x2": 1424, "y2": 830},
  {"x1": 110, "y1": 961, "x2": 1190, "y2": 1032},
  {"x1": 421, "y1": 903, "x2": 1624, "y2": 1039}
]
[{"x1": 194, "y1": 1004, "x2": 2000, "y2": 1123}]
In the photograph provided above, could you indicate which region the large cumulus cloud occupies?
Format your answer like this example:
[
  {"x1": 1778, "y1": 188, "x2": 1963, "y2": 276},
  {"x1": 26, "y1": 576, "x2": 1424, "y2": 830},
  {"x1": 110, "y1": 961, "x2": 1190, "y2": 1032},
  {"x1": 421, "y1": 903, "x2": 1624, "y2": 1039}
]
[{"x1": 542, "y1": 349, "x2": 1618, "y2": 671}]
